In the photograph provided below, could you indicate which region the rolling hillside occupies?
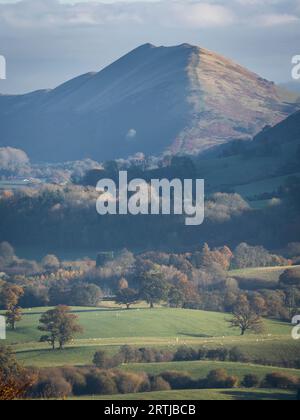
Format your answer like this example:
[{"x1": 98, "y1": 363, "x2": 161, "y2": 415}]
[
  {"x1": 0, "y1": 44, "x2": 297, "y2": 162},
  {"x1": 1, "y1": 306, "x2": 297, "y2": 368},
  {"x1": 196, "y1": 111, "x2": 300, "y2": 201}
]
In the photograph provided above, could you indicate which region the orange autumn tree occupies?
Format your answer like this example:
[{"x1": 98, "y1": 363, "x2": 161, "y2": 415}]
[{"x1": 0, "y1": 345, "x2": 36, "y2": 400}]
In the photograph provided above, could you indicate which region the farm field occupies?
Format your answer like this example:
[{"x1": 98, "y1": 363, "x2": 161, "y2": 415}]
[
  {"x1": 1, "y1": 305, "x2": 298, "y2": 369},
  {"x1": 74, "y1": 388, "x2": 296, "y2": 401},
  {"x1": 229, "y1": 265, "x2": 300, "y2": 289},
  {"x1": 3, "y1": 306, "x2": 291, "y2": 346},
  {"x1": 2, "y1": 304, "x2": 299, "y2": 400},
  {"x1": 229, "y1": 265, "x2": 300, "y2": 281},
  {"x1": 123, "y1": 360, "x2": 300, "y2": 381}
]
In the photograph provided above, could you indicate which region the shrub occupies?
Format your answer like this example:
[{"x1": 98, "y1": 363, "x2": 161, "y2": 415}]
[
  {"x1": 160, "y1": 371, "x2": 195, "y2": 390},
  {"x1": 85, "y1": 370, "x2": 118, "y2": 395},
  {"x1": 118, "y1": 345, "x2": 140, "y2": 363},
  {"x1": 224, "y1": 375, "x2": 239, "y2": 389},
  {"x1": 61, "y1": 367, "x2": 87, "y2": 396},
  {"x1": 206, "y1": 348, "x2": 229, "y2": 362},
  {"x1": 93, "y1": 351, "x2": 122, "y2": 369},
  {"x1": 205, "y1": 369, "x2": 239, "y2": 389},
  {"x1": 115, "y1": 371, "x2": 150, "y2": 394},
  {"x1": 263, "y1": 373, "x2": 300, "y2": 390},
  {"x1": 205, "y1": 369, "x2": 227, "y2": 389},
  {"x1": 150, "y1": 376, "x2": 172, "y2": 392},
  {"x1": 242, "y1": 374, "x2": 261, "y2": 388},
  {"x1": 174, "y1": 347, "x2": 199, "y2": 362},
  {"x1": 198, "y1": 349, "x2": 207, "y2": 360},
  {"x1": 93, "y1": 351, "x2": 108, "y2": 369},
  {"x1": 229, "y1": 347, "x2": 248, "y2": 363},
  {"x1": 31, "y1": 375, "x2": 72, "y2": 399}
]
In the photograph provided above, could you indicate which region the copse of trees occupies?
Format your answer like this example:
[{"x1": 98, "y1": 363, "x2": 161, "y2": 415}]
[
  {"x1": 38, "y1": 306, "x2": 83, "y2": 350},
  {"x1": 0, "y1": 240, "x2": 297, "y2": 323},
  {"x1": 2, "y1": 172, "x2": 299, "y2": 253},
  {"x1": 232, "y1": 243, "x2": 290, "y2": 269}
]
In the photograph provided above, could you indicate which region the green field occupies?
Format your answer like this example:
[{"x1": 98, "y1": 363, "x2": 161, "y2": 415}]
[
  {"x1": 123, "y1": 360, "x2": 300, "y2": 381},
  {"x1": 229, "y1": 265, "x2": 300, "y2": 289},
  {"x1": 2, "y1": 305, "x2": 299, "y2": 400},
  {"x1": 1, "y1": 306, "x2": 297, "y2": 369},
  {"x1": 4, "y1": 306, "x2": 291, "y2": 346},
  {"x1": 229, "y1": 266, "x2": 299, "y2": 281},
  {"x1": 74, "y1": 388, "x2": 296, "y2": 401}
]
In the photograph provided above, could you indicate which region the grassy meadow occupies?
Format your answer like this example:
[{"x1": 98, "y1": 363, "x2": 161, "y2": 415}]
[
  {"x1": 1, "y1": 302, "x2": 299, "y2": 400},
  {"x1": 74, "y1": 389, "x2": 296, "y2": 401}
]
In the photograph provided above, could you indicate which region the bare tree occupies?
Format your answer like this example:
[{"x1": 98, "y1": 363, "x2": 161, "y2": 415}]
[{"x1": 229, "y1": 295, "x2": 264, "y2": 336}]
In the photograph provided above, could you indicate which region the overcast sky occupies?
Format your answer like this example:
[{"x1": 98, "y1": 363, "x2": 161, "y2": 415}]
[{"x1": 0, "y1": 0, "x2": 300, "y2": 94}]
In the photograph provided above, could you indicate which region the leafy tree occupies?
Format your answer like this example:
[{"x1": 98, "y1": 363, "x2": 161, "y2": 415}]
[
  {"x1": 38, "y1": 305, "x2": 83, "y2": 350},
  {"x1": 0, "y1": 284, "x2": 24, "y2": 331},
  {"x1": 48, "y1": 282, "x2": 70, "y2": 306},
  {"x1": 242, "y1": 374, "x2": 260, "y2": 388},
  {"x1": 42, "y1": 254, "x2": 60, "y2": 272},
  {"x1": 0, "y1": 284, "x2": 24, "y2": 309},
  {"x1": 140, "y1": 272, "x2": 169, "y2": 309},
  {"x1": 250, "y1": 294, "x2": 267, "y2": 317},
  {"x1": 93, "y1": 351, "x2": 110, "y2": 369},
  {"x1": 93, "y1": 350, "x2": 120, "y2": 369},
  {"x1": 5, "y1": 306, "x2": 22, "y2": 331},
  {"x1": 115, "y1": 288, "x2": 139, "y2": 309},
  {"x1": 70, "y1": 283, "x2": 102, "y2": 307},
  {"x1": 0, "y1": 242, "x2": 15, "y2": 264},
  {"x1": 168, "y1": 286, "x2": 185, "y2": 308},
  {"x1": 205, "y1": 368, "x2": 239, "y2": 389},
  {"x1": 228, "y1": 295, "x2": 264, "y2": 336}
]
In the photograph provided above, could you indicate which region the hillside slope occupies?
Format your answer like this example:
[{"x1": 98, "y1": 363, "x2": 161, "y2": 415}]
[
  {"x1": 197, "y1": 111, "x2": 300, "y2": 200},
  {"x1": 0, "y1": 43, "x2": 297, "y2": 162}
]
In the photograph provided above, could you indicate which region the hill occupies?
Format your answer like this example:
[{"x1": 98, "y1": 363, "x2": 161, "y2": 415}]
[
  {"x1": 0, "y1": 43, "x2": 297, "y2": 162},
  {"x1": 196, "y1": 110, "x2": 300, "y2": 202}
]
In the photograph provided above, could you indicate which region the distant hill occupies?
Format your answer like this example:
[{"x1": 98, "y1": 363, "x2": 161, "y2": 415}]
[
  {"x1": 196, "y1": 111, "x2": 300, "y2": 201},
  {"x1": 0, "y1": 43, "x2": 298, "y2": 162}
]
